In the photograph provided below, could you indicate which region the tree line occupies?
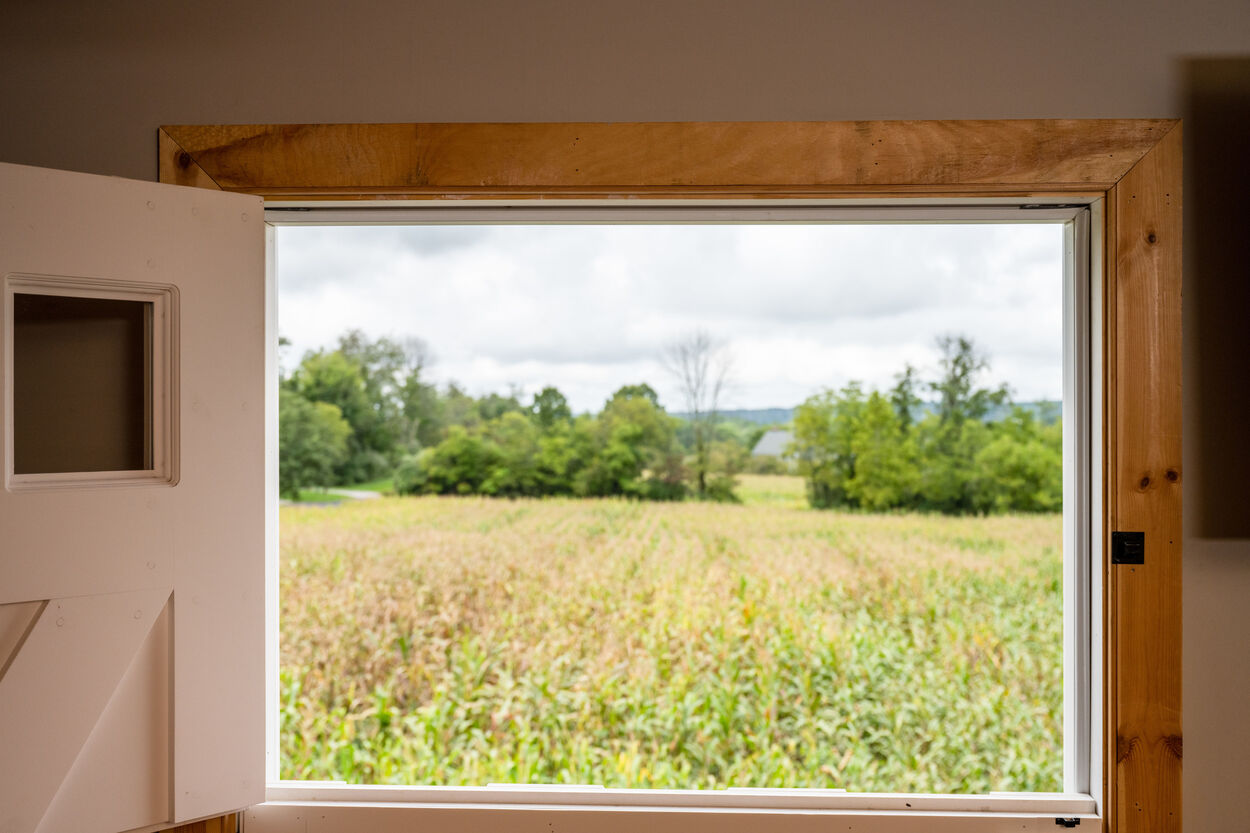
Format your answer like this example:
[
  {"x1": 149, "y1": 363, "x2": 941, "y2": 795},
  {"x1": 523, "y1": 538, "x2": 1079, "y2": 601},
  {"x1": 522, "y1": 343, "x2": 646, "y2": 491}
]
[
  {"x1": 790, "y1": 336, "x2": 1061, "y2": 514},
  {"x1": 279, "y1": 330, "x2": 1061, "y2": 514},
  {"x1": 278, "y1": 330, "x2": 755, "y2": 503}
]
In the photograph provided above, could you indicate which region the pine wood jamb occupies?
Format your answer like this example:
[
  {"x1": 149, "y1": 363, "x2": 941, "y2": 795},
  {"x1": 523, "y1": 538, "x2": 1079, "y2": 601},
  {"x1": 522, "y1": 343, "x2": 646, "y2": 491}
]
[
  {"x1": 1106, "y1": 124, "x2": 1183, "y2": 833},
  {"x1": 159, "y1": 120, "x2": 1183, "y2": 833}
]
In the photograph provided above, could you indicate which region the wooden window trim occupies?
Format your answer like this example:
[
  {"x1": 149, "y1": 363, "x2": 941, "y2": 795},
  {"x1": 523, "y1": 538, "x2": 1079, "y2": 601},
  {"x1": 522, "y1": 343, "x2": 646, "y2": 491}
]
[{"x1": 158, "y1": 119, "x2": 1182, "y2": 833}]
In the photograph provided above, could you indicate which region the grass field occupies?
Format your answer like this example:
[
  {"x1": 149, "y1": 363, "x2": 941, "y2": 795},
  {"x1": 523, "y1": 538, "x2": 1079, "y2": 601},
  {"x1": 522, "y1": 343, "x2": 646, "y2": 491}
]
[
  {"x1": 347, "y1": 476, "x2": 395, "y2": 494},
  {"x1": 279, "y1": 476, "x2": 1063, "y2": 793},
  {"x1": 735, "y1": 473, "x2": 808, "y2": 509},
  {"x1": 292, "y1": 490, "x2": 345, "y2": 504}
]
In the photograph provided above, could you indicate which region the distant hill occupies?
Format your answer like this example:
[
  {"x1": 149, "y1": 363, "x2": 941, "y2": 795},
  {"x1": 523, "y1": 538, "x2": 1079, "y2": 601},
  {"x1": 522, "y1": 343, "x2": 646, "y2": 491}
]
[
  {"x1": 673, "y1": 400, "x2": 1061, "y2": 427},
  {"x1": 671, "y1": 408, "x2": 794, "y2": 425},
  {"x1": 905, "y1": 399, "x2": 1062, "y2": 424},
  {"x1": 987, "y1": 400, "x2": 1062, "y2": 424}
]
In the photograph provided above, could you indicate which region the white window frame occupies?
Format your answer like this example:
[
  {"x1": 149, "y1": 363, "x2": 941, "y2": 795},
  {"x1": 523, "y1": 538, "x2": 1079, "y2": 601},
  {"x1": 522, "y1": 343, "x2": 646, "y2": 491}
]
[
  {"x1": 3, "y1": 273, "x2": 179, "y2": 491},
  {"x1": 252, "y1": 199, "x2": 1102, "y2": 832}
]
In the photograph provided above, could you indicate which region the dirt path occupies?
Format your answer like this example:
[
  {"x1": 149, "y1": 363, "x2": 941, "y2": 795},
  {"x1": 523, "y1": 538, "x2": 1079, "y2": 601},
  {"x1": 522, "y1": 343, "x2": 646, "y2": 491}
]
[{"x1": 325, "y1": 488, "x2": 383, "y2": 500}]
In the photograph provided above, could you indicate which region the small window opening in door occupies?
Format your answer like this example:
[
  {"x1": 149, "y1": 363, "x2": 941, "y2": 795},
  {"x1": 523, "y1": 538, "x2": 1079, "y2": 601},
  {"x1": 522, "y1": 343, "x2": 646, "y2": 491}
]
[
  {"x1": 273, "y1": 213, "x2": 1088, "y2": 797},
  {"x1": 5, "y1": 273, "x2": 178, "y2": 488},
  {"x1": 13, "y1": 293, "x2": 152, "y2": 474}
]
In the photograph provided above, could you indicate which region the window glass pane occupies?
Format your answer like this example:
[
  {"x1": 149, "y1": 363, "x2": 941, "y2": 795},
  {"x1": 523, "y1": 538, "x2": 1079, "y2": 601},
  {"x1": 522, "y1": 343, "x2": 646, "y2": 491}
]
[
  {"x1": 277, "y1": 223, "x2": 1066, "y2": 793},
  {"x1": 13, "y1": 293, "x2": 152, "y2": 474}
]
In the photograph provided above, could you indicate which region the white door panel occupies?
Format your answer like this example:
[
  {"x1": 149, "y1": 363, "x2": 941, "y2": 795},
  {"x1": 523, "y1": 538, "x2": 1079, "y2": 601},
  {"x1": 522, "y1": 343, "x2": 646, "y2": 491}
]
[
  {"x1": 37, "y1": 602, "x2": 171, "y2": 833},
  {"x1": 0, "y1": 162, "x2": 265, "y2": 832},
  {"x1": 0, "y1": 600, "x2": 42, "y2": 671},
  {"x1": 0, "y1": 490, "x2": 175, "y2": 604},
  {"x1": 0, "y1": 588, "x2": 170, "y2": 833}
]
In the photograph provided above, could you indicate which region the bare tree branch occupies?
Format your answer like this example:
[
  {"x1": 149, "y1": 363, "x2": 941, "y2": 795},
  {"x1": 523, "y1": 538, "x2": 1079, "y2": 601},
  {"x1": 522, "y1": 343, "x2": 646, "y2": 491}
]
[{"x1": 662, "y1": 330, "x2": 734, "y2": 496}]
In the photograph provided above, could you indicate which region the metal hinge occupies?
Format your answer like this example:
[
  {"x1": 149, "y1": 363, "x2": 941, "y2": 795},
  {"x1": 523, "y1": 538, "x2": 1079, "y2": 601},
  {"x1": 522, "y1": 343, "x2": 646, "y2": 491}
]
[
  {"x1": 1112, "y1": 530, "x2": 1145, "y2": 564},
  {"x1": 1056, "y1": 819, "x2": 1081, "y2": 829}
]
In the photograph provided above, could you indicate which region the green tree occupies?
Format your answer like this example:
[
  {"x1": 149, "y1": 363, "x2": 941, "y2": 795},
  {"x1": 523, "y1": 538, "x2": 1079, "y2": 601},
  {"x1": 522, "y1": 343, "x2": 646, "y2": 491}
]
[
  {"x1": 481, "y1": 411, "x2": 541, "y2": 495},
  {"x1": 890, "y1": 363, "x2": 923, "y2": 430},
  {"x1": 611, "y1": 383, "x2": 661, "y2": 407},
  {"x1": 916, "y1": 336, "x2": 1009, "y2": 514},
  {"x1": 391, "y1": 451, "x2": 429, "y2": 495},
  {"x1": 478, "y1": 390, "x2": 524, "y2": 422},
  {"x1": 530, "y1": 386, "x2": 573, "y2": 431},
  {"x1": 970, "y1": 408, "x2": 1062, "y2": 512},
  {"x1": 394, "y1": 336, "x2": 437, "y2": 451},
  {"x1": 533, "y1": 421, "x2": 589, "y2": 495},
  {"x1": 278, "y1": 389, "x2": 351, "y2": 499},
  {"x1": 335, "y1": 330, "x2": 410, "y2": 461},
  {"x1": 790, "y1": 383, "x2": 866, "y2": 508},
  {"x1": 289, "y1": 349, "x2": 377, "y2": 483},
  {"x1": 399, "y1": 375, "x2": 443, "y2": 450},
  {"x1": 441, "y1": 383, "x2": 482, "y2": 431},
  {"x1": 846, "y1": 391, "x2": 918, "y2": 510},
  {"x1": 914, "y1": 412, "x2": 991, "y2": 513},
  {"x1": 404, "y1": 425, "x2": 503, "y2": 495},
  {"x1": 577, "y1": 393, "x2": 682, "y2": 498},
  {"x1": 337, "y1": 330, "x2": 406, "y2": 402},
  {"x1": 930, "y1": 335, "x2": 1008, "y2": 427}
]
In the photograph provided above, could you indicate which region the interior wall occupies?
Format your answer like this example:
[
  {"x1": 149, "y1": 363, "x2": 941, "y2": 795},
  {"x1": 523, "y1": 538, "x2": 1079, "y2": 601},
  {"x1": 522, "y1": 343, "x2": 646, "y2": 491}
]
[
  {"x1": 1178, "y1": 56, "x2": 1250, "y2": 827},
  {"x1": 2, "y1": 1, "x2": 1248, "y2": 827}
]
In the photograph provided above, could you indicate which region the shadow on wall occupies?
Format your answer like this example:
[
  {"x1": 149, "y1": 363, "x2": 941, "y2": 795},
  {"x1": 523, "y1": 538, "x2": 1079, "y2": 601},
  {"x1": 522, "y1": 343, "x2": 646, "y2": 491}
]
[{"x1": 1181, "y1": 57, "x2": 1250, "y2": 538}]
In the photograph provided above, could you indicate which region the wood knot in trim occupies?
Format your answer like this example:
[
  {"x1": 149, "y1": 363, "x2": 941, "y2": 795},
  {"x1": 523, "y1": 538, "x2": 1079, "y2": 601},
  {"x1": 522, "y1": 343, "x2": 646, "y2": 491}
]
[
  {"x1": 1138, "y1": 475, "x2": 1151, "y2": 490},
  {"x1": 1164, "y1": 734, "x2": 1183, "y2": 759},
  {"x1": 1165, "y1": 469, "x2": 1179, "y2": 482},
  {"x1": 1117, "y1": 734, "x2": 1140, "y2": 763},
  {"x1": 1147, "y1": 231, "x2": 1158, "y2": 245},
  {"x1": 404, "y1": 166, "x2": 430, "y2": 187},
  {"x1": 177, "y1": 151, "x2": 193, "y2": 169}
]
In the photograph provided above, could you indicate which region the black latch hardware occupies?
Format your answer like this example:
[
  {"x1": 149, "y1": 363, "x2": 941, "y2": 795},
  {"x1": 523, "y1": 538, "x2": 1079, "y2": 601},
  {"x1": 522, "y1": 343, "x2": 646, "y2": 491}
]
[
  {"x1": 1112, "y1": 531, "x2": 1145, "y2": 565},
  {"x1": 1056, "y1": 819, "x2": 1081, "y2": 829}
]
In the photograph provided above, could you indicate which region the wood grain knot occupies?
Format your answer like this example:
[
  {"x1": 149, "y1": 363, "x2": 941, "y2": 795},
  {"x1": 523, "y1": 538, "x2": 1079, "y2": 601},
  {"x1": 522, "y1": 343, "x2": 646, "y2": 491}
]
[
  {"x1": 405, "y1": 166, "x2": 430, "y2": 187},
  {"x1": 1165, "y1": 469, "x2": 1179, "y2": 482},
  {"x1": 1164, "y1": 734, "x2": 1183, "y2": 759},
  {"x1": 1147, "y1": 231, "x2": 1158, "y2": 244},
  {"x1": 177, "y1": 151, "x2": 193, "y2": 169},
  {"x1": 1117, "y1": 734, "x2": 1140, "y2": 763},
  {"x1": 1138, "y1": 475, "x2": 1151, "y2": 490}
]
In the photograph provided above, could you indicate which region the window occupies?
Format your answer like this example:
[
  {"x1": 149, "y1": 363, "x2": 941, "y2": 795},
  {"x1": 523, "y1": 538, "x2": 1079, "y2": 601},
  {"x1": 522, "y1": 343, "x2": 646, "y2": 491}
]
[
  {"x1": 265, "y1": 203, "x2": 1095, "y2": 826},
  {"x1": 159, "y1": 119, "x2": 1184, "y2": 831},
  {"x1": 4, "y1": 273, "x2": 176, "y2": 489}
]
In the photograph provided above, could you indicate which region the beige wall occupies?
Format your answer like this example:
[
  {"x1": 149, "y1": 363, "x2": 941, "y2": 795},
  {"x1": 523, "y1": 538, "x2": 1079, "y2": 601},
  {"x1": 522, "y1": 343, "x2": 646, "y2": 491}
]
[{"x1": 3, "y1": 1, "x2": 1248, "y2": 827}]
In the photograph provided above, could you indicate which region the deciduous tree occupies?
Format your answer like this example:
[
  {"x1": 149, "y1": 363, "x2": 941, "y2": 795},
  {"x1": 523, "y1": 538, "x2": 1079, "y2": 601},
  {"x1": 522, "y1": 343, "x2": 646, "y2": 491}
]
[
  {"x1": 278, "y1": 389, "x2": 351, "y2": 499},
  {"x1": 662, "y1": 331, "x2": 733, "y2": 498}
]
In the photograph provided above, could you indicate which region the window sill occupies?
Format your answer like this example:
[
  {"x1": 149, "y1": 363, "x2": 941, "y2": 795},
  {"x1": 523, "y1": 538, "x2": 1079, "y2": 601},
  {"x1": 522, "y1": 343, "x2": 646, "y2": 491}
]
[{"x1": 247, "y1": 783, "x2": 1098, "y2": 833}]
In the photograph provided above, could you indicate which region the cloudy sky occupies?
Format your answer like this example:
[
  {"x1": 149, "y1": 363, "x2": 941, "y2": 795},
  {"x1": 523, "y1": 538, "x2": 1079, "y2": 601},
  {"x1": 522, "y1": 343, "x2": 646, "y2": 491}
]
[{"x1": 276, "y1": 223, "x2": 1064, "y2": 414}]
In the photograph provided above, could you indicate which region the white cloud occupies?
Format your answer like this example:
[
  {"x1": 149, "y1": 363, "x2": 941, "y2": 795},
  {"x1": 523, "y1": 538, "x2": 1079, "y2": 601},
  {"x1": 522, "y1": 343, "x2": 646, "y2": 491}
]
[{"x1": 277, "y1": 223, "x2": 1064, "y2": 412}]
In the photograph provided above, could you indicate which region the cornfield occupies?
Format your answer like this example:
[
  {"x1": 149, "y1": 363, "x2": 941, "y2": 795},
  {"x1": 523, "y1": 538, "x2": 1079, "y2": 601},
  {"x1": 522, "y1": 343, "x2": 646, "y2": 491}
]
[{"x1": 280, "y1": 479, "x2": 1062, "y2": 793}]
